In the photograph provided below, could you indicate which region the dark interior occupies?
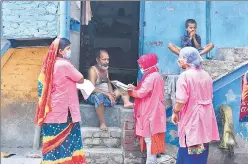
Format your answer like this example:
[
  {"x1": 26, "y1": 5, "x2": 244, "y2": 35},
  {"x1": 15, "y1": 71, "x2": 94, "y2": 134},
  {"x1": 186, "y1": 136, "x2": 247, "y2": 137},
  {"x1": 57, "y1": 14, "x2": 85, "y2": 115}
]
[{"x1": 80, "y1": 1, "x2": 140, "y2": 87}]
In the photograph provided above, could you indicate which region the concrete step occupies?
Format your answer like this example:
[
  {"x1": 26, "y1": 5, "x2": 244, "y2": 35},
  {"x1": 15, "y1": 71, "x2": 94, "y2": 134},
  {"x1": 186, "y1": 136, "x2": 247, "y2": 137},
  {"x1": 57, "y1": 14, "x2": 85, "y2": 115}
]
[
  {"x1": 1, "y1": 158, "x2": 41, "y2": 164},
  {"x1": 1, "y1": 147, "x2": 123, "y2": 164},
  {"x1": 202, "y1": 59, "x2": 241, "y2": 81},
  {"x1": 82, "y1": 127, "x2": 122, "y2": 148},
  {"x1": 80, "y1": 104, "x2": 121, "y2": 127},
  {"x1": 218, "y1": 47, "x2": 248, "y2": 62},
  {"x1": 85, "y1": 148, "x2": 123, "y2": 164}
]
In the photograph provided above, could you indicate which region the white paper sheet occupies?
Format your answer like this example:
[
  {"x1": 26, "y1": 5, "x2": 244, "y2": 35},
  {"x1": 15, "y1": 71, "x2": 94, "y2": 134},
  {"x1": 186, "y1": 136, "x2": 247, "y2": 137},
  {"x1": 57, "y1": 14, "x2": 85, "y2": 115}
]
[
  {"x1": 111, "y1": 80, "x2": 129, "y2": 91},
  {"x1": 76, "y1": 79, "x2": 95, "y2": 100}
]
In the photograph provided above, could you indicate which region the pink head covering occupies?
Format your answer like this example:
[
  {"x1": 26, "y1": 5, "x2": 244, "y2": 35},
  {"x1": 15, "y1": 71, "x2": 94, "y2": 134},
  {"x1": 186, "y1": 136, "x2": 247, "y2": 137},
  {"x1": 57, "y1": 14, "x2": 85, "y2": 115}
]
[
  {"x1": 131, "y1": 53, "x2": 159, "y2": 138},
  {"x1": 137, "y1": 53, "x2": 158, "y2": 70}
]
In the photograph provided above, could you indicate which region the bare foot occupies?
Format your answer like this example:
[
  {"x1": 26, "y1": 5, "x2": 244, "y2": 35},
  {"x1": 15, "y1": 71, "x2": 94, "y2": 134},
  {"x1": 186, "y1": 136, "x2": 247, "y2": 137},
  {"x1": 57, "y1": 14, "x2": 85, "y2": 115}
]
[
  {"x1": 124, "y1": 102, "x2": 134, "y2": 109},
  {"x1": 100, "y1": 123, "x2": 108, "y2": 131}
]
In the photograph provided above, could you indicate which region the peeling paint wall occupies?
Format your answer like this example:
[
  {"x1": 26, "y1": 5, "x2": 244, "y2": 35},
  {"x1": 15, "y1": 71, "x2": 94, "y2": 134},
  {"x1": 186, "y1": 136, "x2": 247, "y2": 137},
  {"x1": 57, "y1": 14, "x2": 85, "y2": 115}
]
[
  {"x1": 143, "y1": 1, "x2": 248, "y2": 146},
  {"x1": 213, "y1": 77, "x2": 248, "y2": 145},
  {"x1": 143, "y1": 1, "x2": 248, "y2": 74},
  {"x1": 210, "y1": 2, "x2": 248, "y2": 54},
  {"x1": 2, "y1": 1, "x2": 59, "y2": 39},
  {"x1": 1, "y1": 47, "x2": 48, "y2": 102},
  {"x1": 1, "y1": 47, "x2": 48, "y2": 147},
  {"x1": 143, "y1": 1, "x2": 206, "y2": 74}
]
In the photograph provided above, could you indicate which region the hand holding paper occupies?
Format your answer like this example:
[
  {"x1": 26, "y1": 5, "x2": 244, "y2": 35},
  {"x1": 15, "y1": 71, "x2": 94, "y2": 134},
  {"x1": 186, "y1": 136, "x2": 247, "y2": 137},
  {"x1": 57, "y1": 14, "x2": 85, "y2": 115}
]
[
  {"x1": 76, "y1": 79, "x2": 95, "y2": 100},
  {"x1": 111, "y1": 80, "x2": 129, "y2": 91}
]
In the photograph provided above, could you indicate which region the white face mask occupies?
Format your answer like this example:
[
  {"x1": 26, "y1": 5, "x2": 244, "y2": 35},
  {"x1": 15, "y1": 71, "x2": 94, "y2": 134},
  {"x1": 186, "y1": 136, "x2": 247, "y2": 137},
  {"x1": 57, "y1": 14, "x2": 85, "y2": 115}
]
[
  {"x1": 64, "y1": 50, "x2": 71, "y2": 60},
  {"x1": 140, "y1": 63, "x2": 158, "y2": 74},
  {"x1": 98, "y1": 63, "x2": 108, "y2": 70}
]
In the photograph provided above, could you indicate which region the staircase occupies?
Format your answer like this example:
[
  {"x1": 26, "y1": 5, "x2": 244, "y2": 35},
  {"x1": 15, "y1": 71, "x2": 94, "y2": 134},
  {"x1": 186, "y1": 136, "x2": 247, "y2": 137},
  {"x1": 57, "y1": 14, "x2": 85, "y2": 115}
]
[
  {"x1": 79, "y1": 47, "x2": 248, "y2": 164},
  {"x1": 203, "y1": 47, "x2": 248, "y2": 82},
  {"x1": 80, "y1": 104, "x2": 124, "y2": 164},
  {"x1": 165, "y1": 47, "x2": 248, "y2": 164},
  {"x1": 1, "y1": 43, "x2": 247, "y2": 163}
]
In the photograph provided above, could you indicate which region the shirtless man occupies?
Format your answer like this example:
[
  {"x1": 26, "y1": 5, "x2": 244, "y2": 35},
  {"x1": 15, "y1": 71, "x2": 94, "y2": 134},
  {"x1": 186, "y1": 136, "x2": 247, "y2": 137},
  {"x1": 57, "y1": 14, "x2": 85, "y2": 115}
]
[{"x1": 87, "y1": 50, "x2": 133, "y2": 130}]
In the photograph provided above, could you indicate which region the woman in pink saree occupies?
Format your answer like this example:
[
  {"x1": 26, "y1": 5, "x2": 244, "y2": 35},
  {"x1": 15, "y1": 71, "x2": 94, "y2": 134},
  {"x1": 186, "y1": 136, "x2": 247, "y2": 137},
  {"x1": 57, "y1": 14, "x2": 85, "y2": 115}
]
[{"x1": 172, "y1": 47, "x2": 220, "y2": 164}]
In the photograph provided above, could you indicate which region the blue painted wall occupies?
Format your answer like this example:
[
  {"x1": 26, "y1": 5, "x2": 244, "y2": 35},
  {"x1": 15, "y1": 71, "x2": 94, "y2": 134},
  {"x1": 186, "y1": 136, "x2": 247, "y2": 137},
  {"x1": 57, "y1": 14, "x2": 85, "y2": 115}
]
[
  {"x1": 142, "y1": 1, "x2": 207, "y2": 74},
  {"x1": 210, "y1": 2, "x2": 248, "y2": 58},
  {"x1": 142, "y1": 1, "x2": 248, "y2": 74},
  {"x1": 140, "y1": 1, "x2": 248, "y2": 145},
  {"x1": 2, "y1": 1, "x2": 59, "y2": 39},
  {"x1": 213, "y1": 77, "x2": 248, "y2": 140},
  {"x1": 164, "y1": 67, "x2": 248, "y2": 146}
]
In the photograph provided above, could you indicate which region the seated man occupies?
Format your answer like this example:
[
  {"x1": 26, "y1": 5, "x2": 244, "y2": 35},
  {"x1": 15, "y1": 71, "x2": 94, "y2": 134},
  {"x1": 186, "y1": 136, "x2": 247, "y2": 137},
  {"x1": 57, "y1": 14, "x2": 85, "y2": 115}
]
[
  {"x1": 88, "y1": 49, "x2": 133, "y2": 130},
  {"x1": 168, "y1": 19, "x2": 214, "y2": 56}
]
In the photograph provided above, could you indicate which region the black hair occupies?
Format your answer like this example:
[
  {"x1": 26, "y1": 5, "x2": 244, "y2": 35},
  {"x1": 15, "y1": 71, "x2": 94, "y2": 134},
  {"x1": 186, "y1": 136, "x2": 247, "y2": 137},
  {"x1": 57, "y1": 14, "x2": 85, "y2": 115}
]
[
  {"x1": 95, "y1": 49, "x2": 108, "y2": 59},
  {"x1": 185, "y1": 19, "x2": 197, "y2": 27},
  {"x1": 58, "y1": 38, "x2": 71, "y2": 51}
]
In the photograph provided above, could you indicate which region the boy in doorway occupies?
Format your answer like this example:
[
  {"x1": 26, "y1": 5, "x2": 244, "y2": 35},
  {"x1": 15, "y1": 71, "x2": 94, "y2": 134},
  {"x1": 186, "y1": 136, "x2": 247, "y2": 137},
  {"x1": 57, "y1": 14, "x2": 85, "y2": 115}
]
[{"x1": 168, "y1": 19, "x2": 214, "y2": 56}]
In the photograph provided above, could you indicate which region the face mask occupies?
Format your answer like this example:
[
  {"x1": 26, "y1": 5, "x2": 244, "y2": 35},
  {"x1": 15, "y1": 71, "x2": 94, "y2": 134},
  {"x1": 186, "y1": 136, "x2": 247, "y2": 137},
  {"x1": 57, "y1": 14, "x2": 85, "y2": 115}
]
[
  {"x1": 64, "y1": 50, "x2": 71, "y2": 60},
  {"x1": 98, "y1": 63, "x2": 108, "y2": 70}
]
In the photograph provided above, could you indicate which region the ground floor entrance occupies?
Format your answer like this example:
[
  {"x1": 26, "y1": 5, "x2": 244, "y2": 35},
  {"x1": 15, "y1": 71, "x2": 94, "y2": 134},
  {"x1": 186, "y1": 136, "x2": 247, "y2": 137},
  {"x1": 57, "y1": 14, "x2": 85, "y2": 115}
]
[{"x1": 80, "y1": 1, "x2": 140, "y2": 86}]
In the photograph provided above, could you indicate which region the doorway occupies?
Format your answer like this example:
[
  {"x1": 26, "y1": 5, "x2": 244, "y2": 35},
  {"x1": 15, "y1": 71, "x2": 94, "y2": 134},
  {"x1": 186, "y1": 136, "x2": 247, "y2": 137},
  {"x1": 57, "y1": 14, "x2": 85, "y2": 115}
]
[{"x1": 80, "y1": 1, "x2": 140, "y2": 86}]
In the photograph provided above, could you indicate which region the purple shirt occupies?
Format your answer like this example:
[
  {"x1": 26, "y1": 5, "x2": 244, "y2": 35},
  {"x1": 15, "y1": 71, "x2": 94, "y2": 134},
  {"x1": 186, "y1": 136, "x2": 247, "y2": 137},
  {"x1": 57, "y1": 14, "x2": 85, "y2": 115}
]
[{"x1": 181, "y1": 33, "x2": 201, "y2": 48}]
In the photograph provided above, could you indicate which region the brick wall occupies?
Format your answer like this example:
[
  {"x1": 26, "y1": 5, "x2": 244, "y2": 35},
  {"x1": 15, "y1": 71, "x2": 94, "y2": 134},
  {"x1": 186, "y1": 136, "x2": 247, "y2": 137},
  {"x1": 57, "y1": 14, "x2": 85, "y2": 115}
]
[
  {"x1": 121, "y1": 110, "x2": 146, "y2": 164},
  {"x1": 1, "y1": 47, "x2": 48, "y2": 103},
  {"x1": 2, "y1": 1, "x2": 59, "y2": 39},
  {"x1": 1, "y1": 47, "x2": 48, "y2": 147}
]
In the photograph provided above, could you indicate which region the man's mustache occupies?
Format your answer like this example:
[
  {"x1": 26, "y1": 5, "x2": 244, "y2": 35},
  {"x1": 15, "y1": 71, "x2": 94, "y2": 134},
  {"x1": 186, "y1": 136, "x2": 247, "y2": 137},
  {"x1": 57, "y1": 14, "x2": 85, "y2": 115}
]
[{"x1": 99, "y1": 63, "x2": 109, "y2": 67}]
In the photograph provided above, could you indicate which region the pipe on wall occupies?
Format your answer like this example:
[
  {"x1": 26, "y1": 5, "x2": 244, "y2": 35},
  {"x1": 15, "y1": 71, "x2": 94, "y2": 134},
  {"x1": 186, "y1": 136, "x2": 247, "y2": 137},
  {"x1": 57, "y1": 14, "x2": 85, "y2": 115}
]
[
  {"x1": 206, "y1": 1, "x2": 212, "y2": 59},
  {"x1": 0, "y1": 1, "x2": 3, "y2": 38},
  {"x1": 59, "y1": 1, "x2": 71, "y2": 39}
]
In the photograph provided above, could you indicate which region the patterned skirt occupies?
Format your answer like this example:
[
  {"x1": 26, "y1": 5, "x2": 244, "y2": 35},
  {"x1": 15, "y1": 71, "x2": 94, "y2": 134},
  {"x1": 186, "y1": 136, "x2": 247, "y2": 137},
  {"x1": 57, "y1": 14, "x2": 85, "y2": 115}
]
[{"x1": 41, "y1": 114, "x2": 87, "y2": 164}]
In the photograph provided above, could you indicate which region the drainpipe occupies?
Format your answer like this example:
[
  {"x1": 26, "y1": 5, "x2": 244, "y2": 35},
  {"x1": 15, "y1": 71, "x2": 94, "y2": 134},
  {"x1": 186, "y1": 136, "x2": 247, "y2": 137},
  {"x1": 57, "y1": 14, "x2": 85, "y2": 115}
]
[
  {"x1": 0, "y1": 1, "x2": 3, "y2": 38},
  {"x1": 59, "y1": 1, "x2": 71, "y2": 39}
]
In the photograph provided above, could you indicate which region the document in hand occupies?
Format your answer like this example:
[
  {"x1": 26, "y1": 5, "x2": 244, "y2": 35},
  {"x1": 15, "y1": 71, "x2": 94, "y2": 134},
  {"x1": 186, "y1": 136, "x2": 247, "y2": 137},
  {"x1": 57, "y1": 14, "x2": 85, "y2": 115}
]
[
  {"x1": 76, "y1": 79, "x2": 95, "y2": 100},
  {"x1": 111, "y1": 80, "x2": 128, "y2": 91}
]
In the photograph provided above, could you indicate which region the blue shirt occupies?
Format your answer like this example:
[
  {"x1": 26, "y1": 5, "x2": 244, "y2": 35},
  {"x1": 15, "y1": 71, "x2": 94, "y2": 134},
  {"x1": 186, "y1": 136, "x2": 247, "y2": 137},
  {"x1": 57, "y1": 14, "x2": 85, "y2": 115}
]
[{"x1": 181, "y1": 33, "x2": 201, "y2": 48}]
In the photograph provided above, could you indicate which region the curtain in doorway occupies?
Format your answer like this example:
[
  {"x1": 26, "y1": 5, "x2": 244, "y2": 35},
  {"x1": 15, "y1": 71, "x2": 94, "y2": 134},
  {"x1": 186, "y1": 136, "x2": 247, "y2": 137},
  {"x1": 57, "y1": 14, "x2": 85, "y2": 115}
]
[{"x1": 80, "y1": 1, "x2": 92, "y2": 25}]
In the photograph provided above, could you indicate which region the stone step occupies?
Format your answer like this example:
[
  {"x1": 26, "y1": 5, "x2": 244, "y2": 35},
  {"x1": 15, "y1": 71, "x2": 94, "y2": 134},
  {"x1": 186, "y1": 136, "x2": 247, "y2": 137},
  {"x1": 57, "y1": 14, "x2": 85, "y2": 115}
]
[
  {"x1": 202, "y1": 59, "x2": 241, "y2": 81},
  {"x1": 218, "y1": 47, "x2": 248, "y2": 62},
  {"x1": 82, "y1": 127, "x2": 122, "y2": 148},
  {"x1": 85, "y1": 148, "x2": 123, "y2": 164},
  {"x1": 1, "y1": 158, "x2": 41, "y2": 164},
  {"x1": 0, "y1": 147, "x2": 123, "y2": 164},
  {"x1": 80, "y1": 104, "x2": 121, "y2": 127}
]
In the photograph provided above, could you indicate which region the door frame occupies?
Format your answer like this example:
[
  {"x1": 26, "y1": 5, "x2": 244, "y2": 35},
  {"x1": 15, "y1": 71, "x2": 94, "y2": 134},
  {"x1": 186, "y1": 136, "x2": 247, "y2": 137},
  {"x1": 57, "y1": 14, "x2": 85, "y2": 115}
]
[
  {"x1": 79, "y1": 1, "x2": 144, "y2": 82},
  {"x1": 138, "y1": 1, "x2": 145, "y2": 81}
]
